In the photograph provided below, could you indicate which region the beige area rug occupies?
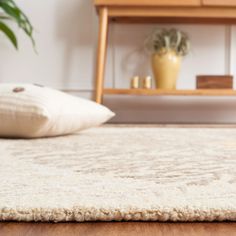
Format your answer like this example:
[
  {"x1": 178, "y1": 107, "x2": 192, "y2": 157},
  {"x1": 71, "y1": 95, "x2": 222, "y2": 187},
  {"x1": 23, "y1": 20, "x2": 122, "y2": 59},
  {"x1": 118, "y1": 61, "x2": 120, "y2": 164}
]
[{"x1": 0, "y1": 125, "x2": 236, "y2": 222}]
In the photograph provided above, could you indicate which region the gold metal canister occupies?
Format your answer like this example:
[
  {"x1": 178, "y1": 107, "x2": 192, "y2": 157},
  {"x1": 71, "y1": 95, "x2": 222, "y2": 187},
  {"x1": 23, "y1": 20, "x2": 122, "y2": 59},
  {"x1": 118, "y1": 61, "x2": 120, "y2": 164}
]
[
  {"x1": 131, "y1": 76, "x2": 140, "y2": 89},
  {"x1": 143, "y1": 76, "x2": 152, "y2": 89}
]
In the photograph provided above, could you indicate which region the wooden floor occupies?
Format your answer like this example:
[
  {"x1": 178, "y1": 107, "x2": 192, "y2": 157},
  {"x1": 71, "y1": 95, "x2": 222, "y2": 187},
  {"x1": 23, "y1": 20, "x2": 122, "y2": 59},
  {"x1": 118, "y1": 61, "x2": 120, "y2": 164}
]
[{"x1": 0, "y1": 222, "x2": 236, "y2": 236}]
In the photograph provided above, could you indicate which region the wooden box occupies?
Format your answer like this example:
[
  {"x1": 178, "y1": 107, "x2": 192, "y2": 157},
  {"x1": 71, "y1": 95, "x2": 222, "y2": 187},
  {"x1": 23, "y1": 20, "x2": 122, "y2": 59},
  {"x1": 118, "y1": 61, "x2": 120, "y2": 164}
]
[{"x1": 196, "y1": 75, "x2": 233, "y2": 89}]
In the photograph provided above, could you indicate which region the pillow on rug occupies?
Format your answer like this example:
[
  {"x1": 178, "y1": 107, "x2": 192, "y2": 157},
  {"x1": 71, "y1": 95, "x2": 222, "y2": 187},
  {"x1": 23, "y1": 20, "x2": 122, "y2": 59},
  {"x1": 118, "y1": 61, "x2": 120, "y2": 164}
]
[{"x1": 0, "y1": 84, "x2": 115, "y2": 138}]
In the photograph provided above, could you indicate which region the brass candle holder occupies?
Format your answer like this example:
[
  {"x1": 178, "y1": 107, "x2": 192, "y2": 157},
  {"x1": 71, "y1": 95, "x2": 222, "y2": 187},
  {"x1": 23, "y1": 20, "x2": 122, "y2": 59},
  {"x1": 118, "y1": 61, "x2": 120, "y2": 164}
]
[
  {"x1": 130, "y1": 76, "x2": 140, "y2": 89},
  {"x1": 130, "y1": 76, "x2": 153, "y2": 89},
  {"x1": 143, "y1": 76, "x2": 152, "y2": 89}
]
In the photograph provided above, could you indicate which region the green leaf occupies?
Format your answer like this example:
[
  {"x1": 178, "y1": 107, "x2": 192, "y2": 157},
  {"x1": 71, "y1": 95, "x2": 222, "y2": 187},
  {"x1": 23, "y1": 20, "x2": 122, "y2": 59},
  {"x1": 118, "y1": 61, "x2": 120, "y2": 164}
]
[
  {"x1": 0, "y1": 21, "x2": 17, "y2": 49},
  {"x1": 0, "y1": 0, "x2": 35, "y2": 50},
  {"x1": 0, "y1": 2, "x2": 21, "y2": 22}
]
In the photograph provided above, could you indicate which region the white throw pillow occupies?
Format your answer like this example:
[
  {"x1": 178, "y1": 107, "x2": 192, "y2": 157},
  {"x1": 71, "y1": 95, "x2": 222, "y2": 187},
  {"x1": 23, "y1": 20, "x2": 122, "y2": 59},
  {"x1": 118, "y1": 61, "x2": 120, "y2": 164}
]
[{"x1": 0, "y1": 84, "x2": 115, "y2": 138}]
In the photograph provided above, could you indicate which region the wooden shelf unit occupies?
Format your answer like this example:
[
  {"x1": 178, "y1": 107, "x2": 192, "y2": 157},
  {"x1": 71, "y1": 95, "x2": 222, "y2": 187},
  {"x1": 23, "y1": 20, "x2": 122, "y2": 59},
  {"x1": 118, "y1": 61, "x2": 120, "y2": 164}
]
[
  {"x1": 104, "y1": 89, "x2": 236, "y2": 96},
  {"x1": 94, "y1": 0, "x2": 236, "y2": 104}
]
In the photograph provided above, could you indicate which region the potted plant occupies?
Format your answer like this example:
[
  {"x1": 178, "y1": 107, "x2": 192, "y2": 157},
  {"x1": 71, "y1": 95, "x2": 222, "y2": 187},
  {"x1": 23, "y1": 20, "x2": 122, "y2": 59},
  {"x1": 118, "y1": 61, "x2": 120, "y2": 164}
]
[
  {"x1": 0, "y1": 0, "x2": 34, "y2": 49},
  {"x1": 145, "y1": 28, "x2": 190, "y2": 90}
]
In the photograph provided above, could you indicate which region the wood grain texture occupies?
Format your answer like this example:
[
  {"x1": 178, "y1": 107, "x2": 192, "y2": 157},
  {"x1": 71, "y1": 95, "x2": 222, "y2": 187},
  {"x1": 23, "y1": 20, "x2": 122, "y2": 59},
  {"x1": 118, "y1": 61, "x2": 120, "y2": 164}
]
[
  {"x1": 94, "y1": 0, "x2": 201, "y2": 7},
  {"x1": 103, "y1": 88, "x2": 236, "y2": 96},
  {"x1": 203, "y1": 0, "x2": 236, "y2": 6},
  {"x1": 108, "y1": 6, "x2": 236, "y2": 19},
  {"x1": 196, "y1": 75, "x2": 233, "y2": 89},
  {"x1": 95, "y1": 7, "x2": 109, "y2": 104},
  {"x1": 0, "y1": 222, "x2": 236, "y2": 236}
]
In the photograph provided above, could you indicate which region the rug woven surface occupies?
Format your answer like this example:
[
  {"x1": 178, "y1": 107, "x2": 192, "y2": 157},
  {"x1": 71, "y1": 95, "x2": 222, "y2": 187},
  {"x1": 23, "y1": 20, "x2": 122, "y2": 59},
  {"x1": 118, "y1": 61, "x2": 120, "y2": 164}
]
[{"x1": 0, "y1": 126, "x2": 236, "y2": 222}]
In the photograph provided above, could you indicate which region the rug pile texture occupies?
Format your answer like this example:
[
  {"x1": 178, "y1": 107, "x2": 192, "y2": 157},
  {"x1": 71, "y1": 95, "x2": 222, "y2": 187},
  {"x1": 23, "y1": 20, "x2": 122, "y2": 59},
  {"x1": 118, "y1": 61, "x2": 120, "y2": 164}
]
[{"x1": 0, "y1": 126, "x2": 235, "y2": 222}]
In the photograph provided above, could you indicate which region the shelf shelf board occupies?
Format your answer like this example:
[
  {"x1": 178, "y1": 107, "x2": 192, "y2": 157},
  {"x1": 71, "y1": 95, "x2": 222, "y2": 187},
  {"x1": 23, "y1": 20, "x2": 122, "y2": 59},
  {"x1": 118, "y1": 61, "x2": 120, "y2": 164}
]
[{"x1": 103, "y1": 88, "x2": 236, "y2": 96}]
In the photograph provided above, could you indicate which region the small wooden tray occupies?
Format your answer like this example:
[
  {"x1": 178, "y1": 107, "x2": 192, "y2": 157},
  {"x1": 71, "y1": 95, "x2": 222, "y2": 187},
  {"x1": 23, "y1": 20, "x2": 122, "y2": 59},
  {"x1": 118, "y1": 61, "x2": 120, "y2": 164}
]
[{"x1": 196, "y1": 75, "x2": 233, "y2": 89}]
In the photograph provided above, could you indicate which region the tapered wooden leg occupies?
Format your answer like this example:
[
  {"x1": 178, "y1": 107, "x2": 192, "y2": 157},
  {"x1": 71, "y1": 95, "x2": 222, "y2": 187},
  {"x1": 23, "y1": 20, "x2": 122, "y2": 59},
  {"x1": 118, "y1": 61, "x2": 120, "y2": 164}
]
[{"x1": 95, "y1": 7, "x2": 109, "y2": 104}]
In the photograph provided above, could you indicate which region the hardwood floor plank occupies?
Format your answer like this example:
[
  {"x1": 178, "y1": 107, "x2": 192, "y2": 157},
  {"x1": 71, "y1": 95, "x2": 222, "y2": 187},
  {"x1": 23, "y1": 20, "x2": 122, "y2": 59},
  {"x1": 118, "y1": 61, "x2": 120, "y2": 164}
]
[{"x1": 0, "y1": 222, "x2": 236, "y2": 236}]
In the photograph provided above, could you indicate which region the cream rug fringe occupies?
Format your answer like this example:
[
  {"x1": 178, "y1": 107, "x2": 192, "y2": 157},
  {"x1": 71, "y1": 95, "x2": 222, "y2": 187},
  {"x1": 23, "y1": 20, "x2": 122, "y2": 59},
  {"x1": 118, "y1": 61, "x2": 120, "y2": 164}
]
[{"x1": 0, "y1": 126, "x2": 235, "y2": 222}]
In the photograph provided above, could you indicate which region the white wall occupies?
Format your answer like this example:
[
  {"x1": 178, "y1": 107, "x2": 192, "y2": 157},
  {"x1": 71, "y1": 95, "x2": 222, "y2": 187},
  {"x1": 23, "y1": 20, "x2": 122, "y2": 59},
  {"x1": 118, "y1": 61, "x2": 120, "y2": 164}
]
[{"x1": 1, "y1": 0, "x2": 236, "y2": 123}]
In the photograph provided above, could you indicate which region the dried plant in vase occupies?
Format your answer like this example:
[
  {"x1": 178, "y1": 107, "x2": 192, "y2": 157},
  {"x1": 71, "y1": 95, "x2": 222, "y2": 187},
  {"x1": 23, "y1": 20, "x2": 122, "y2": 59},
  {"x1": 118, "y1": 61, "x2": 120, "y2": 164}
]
[
  {"x1": 145, "y1": 28, "x2": 190, "y2": 89},
  {"x1": 0, "y1": 0, "x2": 35, "y2": 50}
]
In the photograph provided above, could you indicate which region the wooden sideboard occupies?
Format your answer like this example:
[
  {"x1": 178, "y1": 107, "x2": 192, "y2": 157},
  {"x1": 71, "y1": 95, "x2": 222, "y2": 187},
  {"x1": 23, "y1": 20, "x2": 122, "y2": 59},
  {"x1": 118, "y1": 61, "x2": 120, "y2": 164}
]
[{"x1": 94, "y1": 0, "x2": 236, "y2": 104}]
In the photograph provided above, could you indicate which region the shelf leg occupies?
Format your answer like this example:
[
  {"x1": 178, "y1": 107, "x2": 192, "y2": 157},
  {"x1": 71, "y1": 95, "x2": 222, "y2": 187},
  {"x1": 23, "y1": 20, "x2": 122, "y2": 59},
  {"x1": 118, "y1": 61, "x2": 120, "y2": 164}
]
[{"x1": 95, "y1": 7, "x2": 109, "y2": 104}]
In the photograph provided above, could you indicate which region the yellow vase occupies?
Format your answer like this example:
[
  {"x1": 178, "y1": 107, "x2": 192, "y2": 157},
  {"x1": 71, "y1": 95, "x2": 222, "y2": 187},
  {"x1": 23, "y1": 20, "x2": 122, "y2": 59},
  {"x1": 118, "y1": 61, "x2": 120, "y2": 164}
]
[{"x1": 152, "y1": 50, "x2": 182, "y2": 90}]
